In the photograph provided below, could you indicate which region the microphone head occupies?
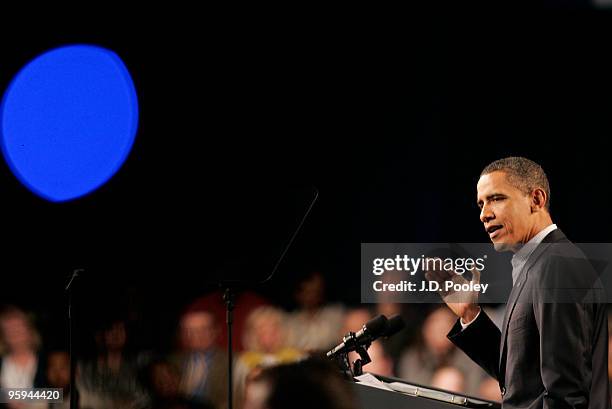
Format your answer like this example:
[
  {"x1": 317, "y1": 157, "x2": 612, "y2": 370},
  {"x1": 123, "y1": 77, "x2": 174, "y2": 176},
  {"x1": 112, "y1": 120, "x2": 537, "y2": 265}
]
[
  {"x1": 383, "y1": 315, "x2": 406, "y2": 338},
  {"x1": 363, "y1": 314, "x2": 389, "y2": 338}
]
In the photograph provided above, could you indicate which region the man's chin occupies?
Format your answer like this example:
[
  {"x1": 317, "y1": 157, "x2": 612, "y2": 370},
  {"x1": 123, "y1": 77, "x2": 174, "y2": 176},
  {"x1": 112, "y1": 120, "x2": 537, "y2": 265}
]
[{"x1": 493, "y1": 241, "x2": 519, "y2": 253}]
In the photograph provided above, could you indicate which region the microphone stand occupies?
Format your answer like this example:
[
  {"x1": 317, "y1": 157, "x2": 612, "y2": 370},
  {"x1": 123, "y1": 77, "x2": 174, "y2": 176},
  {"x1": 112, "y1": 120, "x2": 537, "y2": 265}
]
[
  {"x1": 328, "y1": 314, "x2": 404, "y2": 378},
  {"x1": 351, "y1": 343, "x2": 372, "y2": 377},
  {"x1": 219, "y1": 187, "x2": 318, "y2": 409},
  {"x1": 65, "y1": 268, "x2": 84, "y2": 409},
  {"x1": 328, "y1": 331, "x2": 372, "y2": 377}
]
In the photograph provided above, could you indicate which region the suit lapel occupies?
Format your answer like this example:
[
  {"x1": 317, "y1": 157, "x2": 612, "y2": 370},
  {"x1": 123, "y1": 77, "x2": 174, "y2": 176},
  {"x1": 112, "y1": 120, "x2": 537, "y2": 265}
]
[
  {"x1": 497, "y1": 241, "x2": 552, "y2": 383},
  {"x1": 497, "y1": 228, "x2": 567, "y2": 385},
  {"x1": 498, "y1": 268, "x2": 530, "y2": 379}
]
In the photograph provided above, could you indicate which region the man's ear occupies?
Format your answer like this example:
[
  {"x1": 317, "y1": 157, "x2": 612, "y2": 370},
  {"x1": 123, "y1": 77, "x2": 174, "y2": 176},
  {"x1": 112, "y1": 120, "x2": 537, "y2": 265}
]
[{"x1": 531, "y1": 188, "x2": 547, "y2": 212}]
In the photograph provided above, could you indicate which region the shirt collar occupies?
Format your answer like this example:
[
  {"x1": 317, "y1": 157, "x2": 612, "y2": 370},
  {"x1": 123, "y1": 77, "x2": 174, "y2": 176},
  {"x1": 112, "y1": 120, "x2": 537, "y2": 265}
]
[{"x1": 511, "y1": 223, "x2": 558, "y2": 269}]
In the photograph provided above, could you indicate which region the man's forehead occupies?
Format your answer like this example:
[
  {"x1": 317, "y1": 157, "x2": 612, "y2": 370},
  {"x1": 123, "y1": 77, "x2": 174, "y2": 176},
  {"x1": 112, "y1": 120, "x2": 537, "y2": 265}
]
[
  {"x1": 181, "y1": 311, "x2": 214, "y2": 326},
  {"x1": 476, "y1": 171, "x2": 512, "y2": 197}
]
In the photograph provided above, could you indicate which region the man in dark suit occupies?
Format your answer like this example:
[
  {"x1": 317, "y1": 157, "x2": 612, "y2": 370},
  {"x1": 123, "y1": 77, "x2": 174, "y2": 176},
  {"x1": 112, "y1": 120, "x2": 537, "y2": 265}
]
[{"x1": 426, "y1": 157, "x2": 610, "y2": 408}]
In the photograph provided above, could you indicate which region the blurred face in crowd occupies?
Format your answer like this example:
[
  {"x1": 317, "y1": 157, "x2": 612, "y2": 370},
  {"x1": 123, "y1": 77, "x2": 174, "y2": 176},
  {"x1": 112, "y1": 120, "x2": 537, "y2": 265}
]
[
  {"x1": 341, "y1": 309, "x2": 371, "y2": 335},
  {"x1": 254, "y1": 315, "x2": 283, "y2": 353},
  {"x1": 180, "y1": 311, "x2": 218, "y2": 352},
  {"x1": 376, "y1": 270, "x2": 406, "y2": 316},
  {"x1": 0, "y1": 312, "x2": 34, "y2": 352},
  {"x1": 431, "y1": 367, "x2": 465, "y2": 393},
  {"x1": 150, "y1": 362, "x2": 181, "y2": 399},
  {"x1": 295, "y1": 272, "x2": 325, "y2": 310},
  {"x1": 477, "y1": 171, "x2": 538, "y2": 252},
  {"x1": 348, "y1": 342, "x2": 393, "y2": 377},
  {"x1": 422, "y1": 308, "x2": 455, "y2": 357},
  {"x1": 104, "y1": 321, "x2": 127, "y2": 351},
  {"x1": 47, "y1": 351, "x2": 70, "y2": 388},
  {"x1": 243, "y1": 378, "x2": 270, "y2": 409}
]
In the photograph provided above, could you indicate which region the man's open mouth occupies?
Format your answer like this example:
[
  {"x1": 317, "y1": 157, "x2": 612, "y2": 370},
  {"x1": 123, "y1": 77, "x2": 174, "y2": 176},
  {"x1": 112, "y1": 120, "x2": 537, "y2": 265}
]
[{"x1": 487, "y1": 225, "x2": 503, "y2": 237}]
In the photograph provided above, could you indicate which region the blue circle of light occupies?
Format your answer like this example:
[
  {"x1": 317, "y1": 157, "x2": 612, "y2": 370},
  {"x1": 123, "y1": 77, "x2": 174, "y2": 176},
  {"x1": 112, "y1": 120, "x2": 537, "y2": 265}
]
[{"x1": 0, "y1": 44, "x2": 139, "y2": 202}]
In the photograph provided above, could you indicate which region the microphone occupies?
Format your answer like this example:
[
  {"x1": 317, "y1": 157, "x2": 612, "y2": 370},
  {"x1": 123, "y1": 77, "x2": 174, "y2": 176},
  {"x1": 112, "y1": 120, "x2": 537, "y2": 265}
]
[
  {"x1": 383, "y1": 314, "x2": 405, "y2": 338},
  {"x1": 326, "y1": 315, "x2": 390, "y2": 358}
]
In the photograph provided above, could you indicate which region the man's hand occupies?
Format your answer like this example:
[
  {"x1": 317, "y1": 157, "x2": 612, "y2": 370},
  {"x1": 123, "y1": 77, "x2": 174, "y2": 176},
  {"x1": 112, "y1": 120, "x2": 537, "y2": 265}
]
[{"x1": 424, "y1": 258, "x2": 481, "y2": 323}]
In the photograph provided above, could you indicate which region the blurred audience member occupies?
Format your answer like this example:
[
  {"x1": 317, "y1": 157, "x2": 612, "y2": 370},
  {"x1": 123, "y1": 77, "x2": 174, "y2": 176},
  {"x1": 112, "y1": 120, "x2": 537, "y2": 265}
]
[
  {"x1": 174, "y1": 309, "x2": 227, "y2": 409},
  {"x1": 373, "y1": 270, "x2": 423, "y2": 364},
  {"x1": 186, "y1": 291, "x2": 269, "y2": 353},
  {"x1": 340, "y1": 308, "x2": 372, "y2": 336},
  {"x1": 46, "y1": 350, "x2": 70, "y2": 409},
  {"x1": 398, "y1": 306, "x2": 486, "y2": 395},
  {"x1": 431, "y1": 366, "x2": 465, "y2": 393},
  {"x1": 0, "y1": 306, "x2": 46, "y2": 409},
  {"x1": 235, "y1": 307, "x2": 302, "y2": 409},
  {"x1": 243, "y1": 358, "x2": 358, "y2": 409},
  {"x1": 0, "y1": 306, "x2": 45, "y2": 386},
  {"x1": 287, "y1": 272, "x2": 344, "y2": 352},
  {"x1": 374, "y1": 302, "x2": 412, "y2": 362},
  {"x1": 77, "y1": 319, "x2": 149, "y2": 409},
  {"x1": 478, "y1": 377, "x2": 502, "y2": 402},
  {"x1": 146, "y1": 358, "x2": 213, "y2": 409}
]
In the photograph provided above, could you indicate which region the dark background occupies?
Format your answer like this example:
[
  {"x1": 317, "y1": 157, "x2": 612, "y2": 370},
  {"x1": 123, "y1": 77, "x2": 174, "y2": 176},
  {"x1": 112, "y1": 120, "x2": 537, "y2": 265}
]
[{"x1": 1, "y1": 7, "x2": 612, "y2": 350}]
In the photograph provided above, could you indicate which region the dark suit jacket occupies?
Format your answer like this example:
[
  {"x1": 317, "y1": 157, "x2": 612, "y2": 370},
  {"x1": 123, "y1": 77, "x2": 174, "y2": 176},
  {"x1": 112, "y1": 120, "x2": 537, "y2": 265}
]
[{"x1": 448, "y1": 229, "x2": 610, "y2": 409}]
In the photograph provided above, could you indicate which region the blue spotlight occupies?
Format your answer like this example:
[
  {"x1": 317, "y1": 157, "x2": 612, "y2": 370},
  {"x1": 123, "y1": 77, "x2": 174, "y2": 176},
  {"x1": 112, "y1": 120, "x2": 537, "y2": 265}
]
[{"x1": 0, "y1": 45, "x2": 139, "y2": 202}]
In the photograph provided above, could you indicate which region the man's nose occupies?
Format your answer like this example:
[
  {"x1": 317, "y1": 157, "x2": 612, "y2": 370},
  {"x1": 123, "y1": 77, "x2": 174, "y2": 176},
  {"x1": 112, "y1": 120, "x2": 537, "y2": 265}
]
[{"x1": 480, "y1": 204, "x2": 494, "y2": 223}]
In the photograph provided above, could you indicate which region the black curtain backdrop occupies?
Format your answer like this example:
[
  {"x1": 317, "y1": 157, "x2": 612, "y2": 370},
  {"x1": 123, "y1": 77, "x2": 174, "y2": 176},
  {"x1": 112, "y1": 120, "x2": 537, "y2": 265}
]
[{"x1": 1, "y1": 7, "x2": 611, "y2": 350}]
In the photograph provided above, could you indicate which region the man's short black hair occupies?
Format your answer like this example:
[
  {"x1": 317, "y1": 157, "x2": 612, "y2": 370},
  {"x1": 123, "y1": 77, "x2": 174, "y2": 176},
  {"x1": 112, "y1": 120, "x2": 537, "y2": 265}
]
[{"x1": 481, "y1": 157, "x2": 551, "y2": 211}]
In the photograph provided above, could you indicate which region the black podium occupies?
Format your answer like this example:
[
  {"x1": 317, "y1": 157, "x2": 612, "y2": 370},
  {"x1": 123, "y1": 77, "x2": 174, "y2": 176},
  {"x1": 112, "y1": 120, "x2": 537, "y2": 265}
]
[{"x1": 352, "y1": 374, "x2": 501, "y2": 409}]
